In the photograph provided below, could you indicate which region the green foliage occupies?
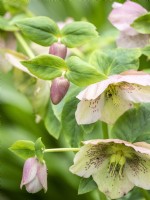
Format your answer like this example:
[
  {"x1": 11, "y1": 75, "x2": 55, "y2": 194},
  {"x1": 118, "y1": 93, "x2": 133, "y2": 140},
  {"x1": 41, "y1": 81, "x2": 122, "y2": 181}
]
[
  {"x1": 78, "y1": 177, "x2": 97, "y2": 195},
  {"x1": 132, "y1": 13, "x2": 150, "y2": 34},
  {"x1": 111, "y1": 104, "x2": 150, "y2": 142},
  {"x1": 90, "y1": 48, "x2": 141, "y2": 76},
  {"x1": 21, "y1": 54, "x2": 68, "y2": 80},
  {"x1": 9, "y1": 140, "x2": 35, "y2": 159},
  {"x1": 3, "y1": 0, "x2": 29, "y2": 14},
  {"x1": 16, "y1": 16, "x2": 60, "y2": 46},
  {"x1": 61, "y1": 21, "x2": 98, "y2": 47},
  {"x1": 44, "y1": 102, "x2": 61, "y2": 139},
  {"x1": 66, "y1": 56, "x2": 106, "y2": 86},
  {"x1": 0, "y1": 16, "x2": 18, "y2": 31}
]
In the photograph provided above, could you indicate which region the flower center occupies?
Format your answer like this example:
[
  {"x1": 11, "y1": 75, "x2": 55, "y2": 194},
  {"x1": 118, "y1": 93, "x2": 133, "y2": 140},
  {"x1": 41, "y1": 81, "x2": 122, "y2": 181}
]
[
  {"x1": 108, "y1": 151, "x2": 126, "y2": 178},
  {"x1": 105, "y1": 84, "x2": 121, "y2": 106}
]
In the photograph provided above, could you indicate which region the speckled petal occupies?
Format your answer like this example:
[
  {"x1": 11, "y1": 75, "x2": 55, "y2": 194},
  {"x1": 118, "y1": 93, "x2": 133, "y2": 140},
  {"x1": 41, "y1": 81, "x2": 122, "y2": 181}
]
[
  {"x1": 126, "y1": 153, "x2": 150, "y2": 189},
  {"x1": 75, "y1": 97, "x2": 102, "y2": 124},
  {"x1": 70, "y1": 143, "x2": 107, "y2": 178},
  {"x1": 99, "y1": 91, "x2": 133, "y2": 124},
  {"x1": 92, "y1": 159, "x2": 134, "y2": 199}
]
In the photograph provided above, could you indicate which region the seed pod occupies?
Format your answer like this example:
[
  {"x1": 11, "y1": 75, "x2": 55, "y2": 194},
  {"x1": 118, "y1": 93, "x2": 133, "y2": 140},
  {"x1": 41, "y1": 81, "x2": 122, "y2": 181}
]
[
  {"x1": 50, "y1": 77, "x2": 70, "y2": 104},
  {"x1": 49, "y1": 43, "x2": 67, "y2": 59}
]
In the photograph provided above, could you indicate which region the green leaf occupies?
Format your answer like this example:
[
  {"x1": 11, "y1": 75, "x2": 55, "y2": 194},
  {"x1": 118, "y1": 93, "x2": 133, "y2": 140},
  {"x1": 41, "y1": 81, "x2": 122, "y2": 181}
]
[
  {"x1": 78, "y1": 177, "x2": 97, "y2": 195},
  {"x1": 61, "y1": 94, "x2": 84, "y2": 147},
  {"x1": 35, "y1": 138, "x2": 45, "y2": 162},
  {"x1": 16, "y1": 16, "x2": 60, "y2": 46},
  {"x1": 66, "y1": 56, "x2": 106, "y2": 87},
  {"x1": 90, "y1": 49, "x2": 141, "y2": 76},
  {"x1": 131, "y1": 13, "x2": 150, "y2": 34},
  {"x1": 111, "y1": 104, "x2": 150, "y2": 142},
  {"x1": 3, "y1": 0, "x2": 28, "y2": 14},
  {"x1": 21, "y1": 54, "x2": 68, "y2": 80},
  {"x1": 142, "y1": 45, "x2": 150, "y2": 58},
  {"x1": 61, "y1": 21, "x2": 98, "y2": 47},
  {"x1": 0, "y1": 16, "x2": 18, "y2": 31},
  {"x1": 0, "y1": 0, "x2": 6, "y2": 16},
  {"x1": 44, "y1": 102, "x2": 61, "y2": 139},
  {"x1": 9, "y1": 140, "x2": 35, "y2": 159}
]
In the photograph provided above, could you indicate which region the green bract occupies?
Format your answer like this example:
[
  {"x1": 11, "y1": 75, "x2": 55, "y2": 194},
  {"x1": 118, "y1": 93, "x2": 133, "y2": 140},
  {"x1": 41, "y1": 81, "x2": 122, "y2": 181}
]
[
  {"x1": 16, "y1": 16, "x2": 60, "y2": 46},
  {"x1": 35, "y1": 138, "x2": 45, "y2": 162},
  {"x1": 61, "y1": 21, "x2": 98, "y2": 47},
  {"x1": 9, "y1": 140, "x2": 35, "y2": 159},
  {"x1": 78, "y1": 177, "x2": 97, "y2": 195},
  {"x1": 66, "y1": 56, "x2": 106, "y2": 87},
  {"x1": 21, "y1": 54, "x2": 68, "y2": 80},
  {"x1": 0, "y1": 16, "x2": 18, "y2": 31},
  {"x1": 132, "y1": 13, "x2": 150, "y2": 34}
]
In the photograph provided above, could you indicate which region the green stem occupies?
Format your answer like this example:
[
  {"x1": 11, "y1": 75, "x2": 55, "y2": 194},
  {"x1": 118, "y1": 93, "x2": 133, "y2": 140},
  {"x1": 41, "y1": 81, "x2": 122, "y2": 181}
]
[
  {"x1": 14, "y1": 32, "x2": 35, "y2": 59},
  {"x1": 101, "y1": 122, "x2": 109, "y2": 139},
  {"x1": 44, "y1": 148, "x2": 80, "y2": 153},
  {"x1": 98, "y1": 191, "x2": 108, "y2": 200}
]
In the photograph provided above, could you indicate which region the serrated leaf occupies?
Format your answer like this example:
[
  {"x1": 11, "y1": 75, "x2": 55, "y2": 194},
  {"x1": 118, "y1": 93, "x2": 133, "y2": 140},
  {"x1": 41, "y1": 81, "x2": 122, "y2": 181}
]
[
  {"x1": 61, "y1": 21, "x2": 98, "y2": 47},
  {"x1": 61, "y1": 94, "x2": 84, "y2": 147},
  {"x1": 78, "y1": 177, "x2": 97, "y2": 195},
  {"x1": 0, "y1": 16, "x2": 18, "y2": 31},
  {"x1": 90, "y1": 49, "x2": 141, "y2": 76},
  {"x1": 16, "y1": 16, "x2": 60, "y2": 46},
  {"x1": 35, "y1": 138, "x2": 45, "y2": 162},
  {"x1": 111, "y1": 104, "x2": 150, "y2": 142},
  {"x1": 21, "y1": 54, "x2": 68, "y2": 80},
  {"x1": 131, "y1": 13, "x2": 150, "y2": 34},
  {"x1": 66, "y1": 56, "x2": 106, "y2": 87},
  {"x1": 44, "y1": 102, "x2": 61, "y2": 139},
  {"x1": 9, "y1": 140, "x2": 35, "y2": 159}
]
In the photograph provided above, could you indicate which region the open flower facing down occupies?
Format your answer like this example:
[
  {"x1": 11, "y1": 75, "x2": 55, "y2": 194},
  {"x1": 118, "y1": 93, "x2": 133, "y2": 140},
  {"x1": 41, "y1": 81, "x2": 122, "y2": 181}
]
[
  {"x1": 75, "y1": 70, "x2": 150, "y2": 124},
  {"x1": 20, "y1": 157, "x2": 47, "y2": 193},
  {"x1": 70, "y1": 139, "x2": 150, "y2": 199},
  {"x1": 108, "y1": 1, "x2": 149, "y2": 48}
]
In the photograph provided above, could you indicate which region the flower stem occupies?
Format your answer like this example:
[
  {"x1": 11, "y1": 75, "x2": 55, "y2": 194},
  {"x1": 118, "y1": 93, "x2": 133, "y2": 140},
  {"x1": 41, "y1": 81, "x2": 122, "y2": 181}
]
[
  {"x1": 14, "y1": 32, "x2": 35, "y2": 59},
  {"x1": 101, "y1": 122, "x2": 109, "y2": 139},
  {"x1": 44, "y1": 148, "x2": 80, "y2": 153}
]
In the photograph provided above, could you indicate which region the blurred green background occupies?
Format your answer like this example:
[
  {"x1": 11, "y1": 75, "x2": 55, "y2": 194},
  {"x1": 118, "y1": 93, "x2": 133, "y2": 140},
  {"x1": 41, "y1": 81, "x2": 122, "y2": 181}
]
[{"x1": 1, "y1": 0, "x2": 150, "y2": 200}]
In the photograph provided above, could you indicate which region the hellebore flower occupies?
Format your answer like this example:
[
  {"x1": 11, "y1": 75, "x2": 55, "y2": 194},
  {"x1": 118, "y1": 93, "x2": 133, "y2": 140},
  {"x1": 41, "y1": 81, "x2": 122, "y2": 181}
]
[
  {"x1": 20, "y1": 157, "x2": 47, "y2": 193},
  {"x1": 50, "y1": 76, "x2": 70, "y2": 104},
  {"x1": 75, "y1": 70, "x2": 150, "y2": 124},
  {"x1": 108, "y1": 1, "x2": 150, "y2": 48},
  {"x1": 70, "y1": 139, "x2": 150, "y2": 199}
]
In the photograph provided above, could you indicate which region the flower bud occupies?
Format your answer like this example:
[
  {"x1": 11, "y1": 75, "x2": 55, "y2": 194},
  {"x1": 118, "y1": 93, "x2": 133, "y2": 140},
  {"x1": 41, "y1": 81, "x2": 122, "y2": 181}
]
[
  {"x1": 50, "y1": 77, "x2": 70, "y2": 105},
  {"x1": 20, "y1": 157, "x2": 47, "y2": 193},
  {"x1": 49, "y1": 42, "x2": 67, "y2": 59}
]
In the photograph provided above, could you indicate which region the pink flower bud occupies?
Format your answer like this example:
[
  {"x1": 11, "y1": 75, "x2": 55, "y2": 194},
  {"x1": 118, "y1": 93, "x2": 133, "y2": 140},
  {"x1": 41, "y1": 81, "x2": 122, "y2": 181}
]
[
  {"x1": 49, "y1": 43, "x2": 67, "y2": 59},
  {"x1": 20, "y1": 157, "x2": 47, "y2": 193},
  {"x1": 50, "y1": 77, "x2": 70, "y2": 105}
]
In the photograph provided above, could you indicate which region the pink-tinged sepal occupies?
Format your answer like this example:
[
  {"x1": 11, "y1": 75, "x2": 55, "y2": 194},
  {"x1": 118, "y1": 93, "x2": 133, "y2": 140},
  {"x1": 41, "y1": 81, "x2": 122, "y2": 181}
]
[{"x1": 49, "y1": 42, "x2": 67, "y2": 59}]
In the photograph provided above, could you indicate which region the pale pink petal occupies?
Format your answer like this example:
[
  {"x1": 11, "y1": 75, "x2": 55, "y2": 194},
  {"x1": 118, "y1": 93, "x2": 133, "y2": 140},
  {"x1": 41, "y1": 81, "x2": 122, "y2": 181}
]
[
  {"x1": 70, "y1": 143, "x2": 107, "y2": 178},
  {"x1": 120, "y1": 70, "x2": 147, "y2": 75},
  {"x1": 38, "y1": 162, "x2": 47, "y2": 192},
  {"x1": 112, "y1": 2, "x2": 122, "y2": 9},
  {"x1": 120, "y1": 84, "x2": 150, "y2": 103},
  {"x1": 77, "y1": 76, "x2": 118, "y2": 100},
  {"x1": 92, "y1": 159, "x2": 134, "y2": 199},
  {"x1": 83, "y1": 139, "x2": 150, "y2": 155},
  {"x1": 109, "y1": 1, "x2": 147, "y2": 36},
  {"x1": 118, "y1": 74, "x2": 150, "y2": 86},
  {"x1": 117, "y1": 32, "x2": 150, "y2": 48},
  {"x1": 25, "y1": 176, "x2": 43, "y2": 193},
  {"x1": 75, "y1": 97, "x2": 102, "y2": 124},
  {"x1": 126, "y1": 153, "x2": 150, "y2": 189},
  {"x1": 20, "y1": 158, "x2": 38, "y2": 188},
  {"x1": 99, "y1": 91, "x2": 133, "y2": 124}
]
